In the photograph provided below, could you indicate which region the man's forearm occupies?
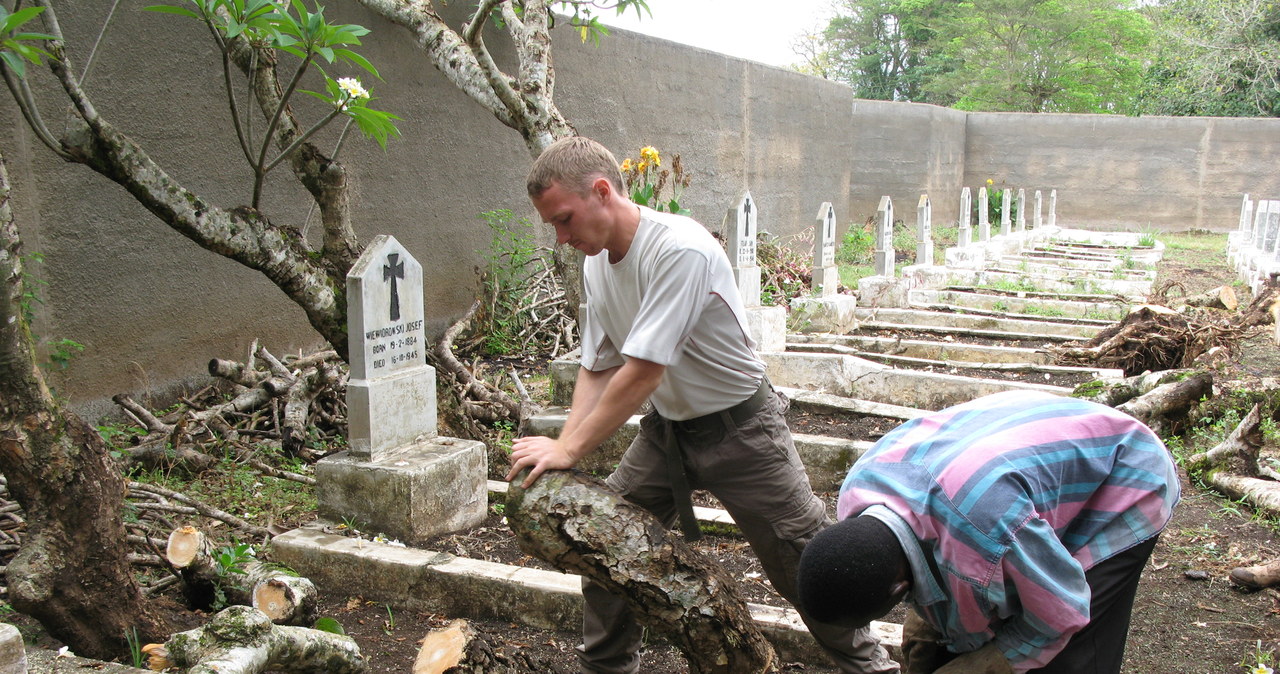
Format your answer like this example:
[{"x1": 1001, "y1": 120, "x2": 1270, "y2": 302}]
[{"x1": 559, "y1": 359, "x2": 663, "y2": 461}]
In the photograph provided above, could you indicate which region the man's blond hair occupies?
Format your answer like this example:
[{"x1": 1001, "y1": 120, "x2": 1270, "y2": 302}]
[{"x1": 527, "y1": 136, "x2": 624, "y2": 198}]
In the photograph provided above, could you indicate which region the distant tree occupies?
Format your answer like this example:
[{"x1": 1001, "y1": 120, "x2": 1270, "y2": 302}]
[
  {"x1": 1139, "y1": 0, "x2": 1280, "y2": 117},
  {"x1": 927, "y1": 0, "x2": 1152, "y2": 113},
  {"x1": 806, "y1": 0, "x2": 956, "y2": 102}
]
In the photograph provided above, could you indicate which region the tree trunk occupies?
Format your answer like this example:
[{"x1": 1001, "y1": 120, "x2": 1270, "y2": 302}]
[
  {"x1": 1114, "y1": 372, "x2": 1212, "y2": 434},
  {"x1": 506, "y1": 470, "x2": 778, "y2": 673},
  {"x1": 0, "y1": 150, "x2": 167, "y2": 657},
  {"x1": 1187, "y1": 403, "x2": 1263, "y2": 474},
  {"x1": 413, "y1": 619, "x2": 556, "y2": 673},
  {"x1": 145, "y1": 605, "x2": 365, "y2": 674},
  {"x1": 1074, "y1": 369, "x2": 1198, "y2": 408},
  {"x1": 167, "y1": 527, "x2": 317, "y2": 625},
  {"x1": 1182, "y1": 285, "x2": 1238, "y2": 311}
]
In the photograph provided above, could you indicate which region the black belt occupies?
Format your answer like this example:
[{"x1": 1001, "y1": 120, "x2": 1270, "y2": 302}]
[{"x1": 658, "y1": 377, "x2": 772, "y2": 541}]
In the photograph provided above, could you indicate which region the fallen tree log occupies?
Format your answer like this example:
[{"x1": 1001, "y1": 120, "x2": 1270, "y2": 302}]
[
  {"x1": 412, "y1": 619, "x2": 555, "y2": 673},
  {"x1": 1203, "y1": 473, "x2": 1280, "y2": 520},
  {"x1": 1182, "y1": 285, "x2": 1238, "y2": 311},
  {"x1": 1114, "y1": 372, "x2": 1212, "y2": 434},
  {"x1": 144, "y1": 605, "x2": 364, "y2": 674},
  {"x1": 1187, "y1": 404, "x2": 1263, "y2": 475},
  {"x1": 506, "y1": 469, "x2": 777, "y2": 673},
  {"x1": 167, "y1": 526, "x2": 316, "y2": 624},
  {"x1": 1072, "y1": 369, "x2": 1198, "y2": 407}
]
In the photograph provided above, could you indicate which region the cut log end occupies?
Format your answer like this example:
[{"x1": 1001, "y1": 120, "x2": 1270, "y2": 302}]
[
  {"x1": 413, "y1": 620, "x2": 470, "y2": 674},
  {"x1": 166, "y1": 526, "x2": 206, "y2": 568}
]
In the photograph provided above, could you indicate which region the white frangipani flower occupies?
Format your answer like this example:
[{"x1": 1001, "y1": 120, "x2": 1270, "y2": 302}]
[{"x1": 337, "y1": 77, "x2": 369, "y2": 101}]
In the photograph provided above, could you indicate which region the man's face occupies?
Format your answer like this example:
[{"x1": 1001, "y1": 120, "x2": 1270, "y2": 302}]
[{"x1": 531, "y1": 180, "x2": 607, "y2": 256}]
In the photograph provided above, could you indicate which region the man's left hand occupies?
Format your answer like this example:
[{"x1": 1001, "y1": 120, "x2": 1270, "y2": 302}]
[{"x1": 506, "y1": 435, "x2": 577, "y2": 488}]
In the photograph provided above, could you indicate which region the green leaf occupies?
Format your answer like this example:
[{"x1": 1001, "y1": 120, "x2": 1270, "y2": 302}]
[
  {"x1": 312, "y1": 617, "x2": 346, "y2": 635},
  {"x1": 143, "y1": 5, "x2": 202, "y2": 19},
  {"x1": 0, "y1": 51, "x2": 26, "y2": 78},
  {"x1": 315, "y1": 45, "x2": 334, "y2": 63},
  {"x1": 1, "y1": 6, "x2": 45, "y2": 34},
  {"x1": 332, "y1": 48, "x2": 380, "y2": 79}
]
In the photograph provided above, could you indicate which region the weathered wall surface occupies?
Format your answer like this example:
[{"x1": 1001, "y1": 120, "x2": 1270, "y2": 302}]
[{"x1": 4, "y1": 1, "x2": 1279, "y2": 415}]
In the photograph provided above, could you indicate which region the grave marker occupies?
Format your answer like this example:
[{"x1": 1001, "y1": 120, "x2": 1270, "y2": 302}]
[
  {"x1": 1049, "y1": 189, "x2": 1058, "y2": 228},
  {"x1": 1000, "y1": 189, "x2": 1012, "y2": 236},
  {"x1": 346, "y1": 235, "x2": 434, "y2": 460},
  {"x1": 1252, "y1": 199, "x2": 1270, "y2": 247},
  {"x1": 874, "y1": 196, "x2": 895, "y2": 277},
  {"x1": 978, "y1": 186, "x2": 991, "y2": 241},
  {"x1": 1240, "y1": 194, "x2": 1254, "y2": 234},
  {"x1": 1016, "y1": 189, "x2": 1027, "y2": 232},
  {"x1": 916, "y1": 194, "x2": 933, "y2": 266},
  {"x1": 958, "y1": 187, "x2": 972, "y2": 247},
  {"x1": 1267, "y1": 201, "x2": 1280, "y2": 254},
  {"x1": 1034, "y1": 190, "x2": 1043, "y2": 229},
  {"x1": 811, "y1": 202, "x2": 839, "y2": 297},
  {"x1": 725, "y1": 192, "x2": 761, "y2": 307}
]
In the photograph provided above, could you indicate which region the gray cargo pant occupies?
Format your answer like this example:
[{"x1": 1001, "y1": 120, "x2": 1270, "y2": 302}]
[{"x1": 577, "y1": 390, "x2": 900, "y2": 674}]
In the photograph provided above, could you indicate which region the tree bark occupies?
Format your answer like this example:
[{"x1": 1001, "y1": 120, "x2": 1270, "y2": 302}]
[
  {"x1": 0, "y1": 151, "x2": 167, "y2": 657},
  {"x1": 1182, "y1": 285, "x2": 1238, "y2": 311},
  {"x1": 146, "y1": 605, "x2": 365, "y2": 674},
  {"x1": 1073, "y1": 369, "x2": 1198, "y2": 407},
  {"x1": 1187, "y1": 403, "x2": 1263, "y2": 475},
  {"x1": 1114, "y1": 372, "x2": 1213, "y2": 434},
  {"x1": 506, "y1": 470, "x2": 778, "y2": 673}
]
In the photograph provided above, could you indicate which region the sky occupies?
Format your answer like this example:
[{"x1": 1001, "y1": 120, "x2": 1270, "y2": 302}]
[{"x1": 601, "y1": 0, "x2": 836, "y2": 69}]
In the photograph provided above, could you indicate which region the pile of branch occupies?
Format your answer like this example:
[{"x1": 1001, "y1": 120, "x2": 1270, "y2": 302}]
[
  {"x1": 461, "y1": 253, "x2": 577, "y2": 360},
  {"x1": 167, "y1": 526, "x2": 317, "y2": 625},
  {"x1": 113, "y1": 341, "x2": 345, "y2": 472}
]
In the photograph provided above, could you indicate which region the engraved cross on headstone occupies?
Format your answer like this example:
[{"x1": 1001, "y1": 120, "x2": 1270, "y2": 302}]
[{"x1": 383, "y1": 253, "x2": 405, "y2": 322}]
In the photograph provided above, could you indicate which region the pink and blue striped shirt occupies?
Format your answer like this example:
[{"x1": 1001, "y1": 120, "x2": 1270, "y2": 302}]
[{"x1": 837, "y1": 391, "x2": 1179, "y2": 671}]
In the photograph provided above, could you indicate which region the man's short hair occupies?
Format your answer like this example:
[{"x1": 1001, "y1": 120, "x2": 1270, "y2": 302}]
[
  {"x1": 527, "y1": 136, "x2": 625, "y2": 198},
  {"x1": 797, "y1": 515, "x2": 907, "y2": 626}
]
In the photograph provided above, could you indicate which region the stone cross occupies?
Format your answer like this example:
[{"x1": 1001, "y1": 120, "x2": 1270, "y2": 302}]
[
  {"x1": 1034, "y1": 190, "x2": 1043, "y2": 229},
  {"x1": 1049, "y1": 189, "x2": 1058, "y2": 228},
  {"x1": 873, "y1": 196, "x2": 895, "y2": 277},
  {"x1": 958, "y1": 187, "x2": 972, "y2": 247},
  {"x1": 999, "y1": 189, "x2": 1012, "y2": 236},
  {"x1": 346, "y1": 235, "x2": 435, "y2": 460},
  {"x1": 724, "y1": 192, "x2": 761, "y2": 307},
  {"x1": 811, "y1": 202, "x2": 838, "y2": 297},
  {"x1": 1016, "y1": 188, "x2": 1027, "y2": 232},
  {"x1": 978, "y1": 186, "x2": 991, "y2": 241},
  {"x1": 1240, "y1": 194, "x2": 1253, "y2": 234},
  {"x1": 916, "y1": 194, "x2": 933, "y2": 266}
]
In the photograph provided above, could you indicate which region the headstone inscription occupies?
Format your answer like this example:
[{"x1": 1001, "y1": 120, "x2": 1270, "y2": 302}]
[
  {"x1": 977, "y1": 186, "x2": 991, "y2": 241},
  {"x1": 812, "y1": 202, "x2": 839, "y2": 297},
  {"x1": 1034, "y1": 190, "x2": 1043, "y2": 229},
  {"x1": 1000, "y1": 189, "x2": 1012, "y2": 236},
  {"x1": 1016, "y1": 188, "x2": 1026, "y2": 232},
  {"x1": 874, "y1": 196, "x2": 894, "y2": 277},
  {"x1": 958, "y1": 187, "x2": 972, "y2": 247},
  {"x1": 916, "y1": 194, "x2": 933, "y2": 266},
  {"x1": 725, "y1": 192, "x2": 761, "y2": 308},
  {"x1": 346, "y1": 235, "x2": 435, "y2": 460}
]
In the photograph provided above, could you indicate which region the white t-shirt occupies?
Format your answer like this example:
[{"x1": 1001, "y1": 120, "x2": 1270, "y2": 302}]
[{"x1": 580, "y1": 206, "x2": 764, "y2": 420}]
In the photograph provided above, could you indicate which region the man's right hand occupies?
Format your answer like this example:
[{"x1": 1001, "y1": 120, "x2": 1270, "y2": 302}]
[{"x1": 506, "y1": 435, "x2": 578, "y2": 488}]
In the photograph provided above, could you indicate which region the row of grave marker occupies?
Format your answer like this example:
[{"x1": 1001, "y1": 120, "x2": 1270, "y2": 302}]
[{"x1": 1237, "y1": 194, "x2": 1280, "y2": 256}]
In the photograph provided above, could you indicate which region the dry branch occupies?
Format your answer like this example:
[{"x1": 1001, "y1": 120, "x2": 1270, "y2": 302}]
[
  {"x1": 1074, "y1": 369, "x2": 1198, "y2": 407},
  {"x1": 167, "y1": 526, "x2": 316, "y2": 624},
  {"x1": 1114, "y1": 372, "x2": 1213, "y2": 434},
  {"x1": 506, "y1": 470, "x2": 777, "y2": 673},
  {"x1": 1188, "y1": 404, "x2": 1263, "y2": 474}
]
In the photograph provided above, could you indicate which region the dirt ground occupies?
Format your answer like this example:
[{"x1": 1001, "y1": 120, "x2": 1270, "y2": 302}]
[{"x1": 9, "y1": 231, "x2": 1280, "y2": 673}]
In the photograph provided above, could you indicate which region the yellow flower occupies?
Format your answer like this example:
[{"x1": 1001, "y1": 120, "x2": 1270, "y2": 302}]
[
  {"x1": 986, "y1": 178, "x2": 994, "y2": 186},
  {"x1": 620, "y1": 158, "x2": 633, "y2": 173},
  {"x1": 637, "y1": 161, "x2": 648, "y2": 173},
  {"x1": 1252, "y1": 665, "x2": 1274, "y2": 674},
  {"x1": 640, "y1": 146, "x2": 661, "y2": 167}
]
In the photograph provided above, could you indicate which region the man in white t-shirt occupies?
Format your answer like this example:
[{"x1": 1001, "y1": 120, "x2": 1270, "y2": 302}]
[{"x1": 508, "y1": 136, "x2": 897, "y2": 674}]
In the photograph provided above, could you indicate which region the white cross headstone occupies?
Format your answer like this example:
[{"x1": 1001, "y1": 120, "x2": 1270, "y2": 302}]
[
  {"x1": 1034, "y1": 190, "x2": 1044, "y2": 229},
  {"x1": 725, "y1": 192, "x2": 761, "y2": 307},
  {"x1": 346, "y1": 235, "x2": 435, "y2": 460},
  {"x1": 812, "y1": 202, "x2": 839, "y2": 297},
  {"x1": 1000, "y1": 189, "x2": 1012, "y2": 236},
  {"x1": 1240, "y1": 194, "x2": 1254, "y2": 234},
  {"x1": 916, "y1": 194, "x2": 933, "y2": 266},
  {"x1": 874, "y1": 196, "x2": 895, "y2": 277},
  {"x1": 958, "y1": 187, "x2": 972, "y2": 247},
  {"x1": 1252, "y1": 200, "x2": 1270, "y2": 248},
  {"x1": 1049, "y1": 189, "x2": 1058, "y2": 228},
  {"x1": 978, "y1": 187, "x2": 991, "y2": 241},
  {"x1": 1267, "y1": 201, "x2": 1280, "y2": 254},
  {"x1": 1016, "y1": 189, "x2": 1027, "y2": 232}
]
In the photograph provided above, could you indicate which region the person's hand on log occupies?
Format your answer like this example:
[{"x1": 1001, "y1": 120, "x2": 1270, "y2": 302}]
[
  {"x1": 900, "y1": 609, "x2": 947, "y2": 674},
  {"x1": 507, "y1": 436, "x2": 578, "y2": 488},
  {"x1": 931, "y1": 643, "x2": 1012, "y2": 674}
]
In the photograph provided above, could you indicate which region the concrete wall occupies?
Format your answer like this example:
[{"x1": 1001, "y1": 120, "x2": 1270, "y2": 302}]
[{"x1": 4, "y1": 0, "x2": 1280, "y2": 415}]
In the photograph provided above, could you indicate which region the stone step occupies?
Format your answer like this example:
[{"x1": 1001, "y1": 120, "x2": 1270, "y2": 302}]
[
  {"x1": 785, "y1": 342, "x2": 1121, "y2": 381},
  {"x1": 993, "y1": 257, "x2": 1157, "y2": 279},
  {"x1": 788, "y1": 333, "x2": 1055, "y2": 364},
  {"x1": 910, "y1": 288, "x2": 1128, "y2": 321},
  {"x1": 270, "y1": 525, "x2": 905, "y2": 666},
  {"x1": 971, "y1": 268, "x2": 1152, "y2": 299},
  {"x1": 998, "y1": 254, "x2": 1150, "y2": 273},
  {"x1": 851, "y1": 307, "x2": 1101, "y2": 339},
  {"x1": 855, "y1": 320, "x2": 1081, "y2": 343}
]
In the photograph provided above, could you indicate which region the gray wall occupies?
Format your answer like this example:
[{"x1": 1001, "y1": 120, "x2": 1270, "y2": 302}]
[{"x1": 4, "y1": 0, "x2": 1279, "y2": 416}]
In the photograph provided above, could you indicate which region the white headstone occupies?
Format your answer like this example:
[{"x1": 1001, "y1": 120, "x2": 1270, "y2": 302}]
[
  {"x1": 1267, "y1": 201, "x2": 1280, "y2": 254},
  {"x1": 874, "y1": 196, "x2": 895, "y2": 277},
  {"x1": 1240, "y1": 194, "x2": 1253, "y2": 233},
  {"x1": 1034, "y1": 190, "x2": 1044, "y2": 229},
  {"x1": 1016, "y1": 188, "x2": 1027, "y2": 232},
  {"x1": 812, "y1": 202, "x2": 838, "y2": 297},
  {"x1": 1252, "y1": 199, "x2": 1270, "y2": 247},
  {"x1": 916, "y1": 194, "x2": 933, "y2": 266},
  {"x1": 958, "y1": 187, "x2": 972, "y2": 247},
  {"x1": 1000, "y1": 189, "x2": 1012, "y2": 236},
  {"x1": 346, "y1": 235, "x2": 436, "y2": 460},
  {"x1": 978, "y1": 187, "x2": 991, "y2": 241},
  {"x1": 724, "y1": 192, "x2": 761, "y2": 307},
  {"x1": 1049, "y1": 189, "x2": 1058, "y2": 228}
]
